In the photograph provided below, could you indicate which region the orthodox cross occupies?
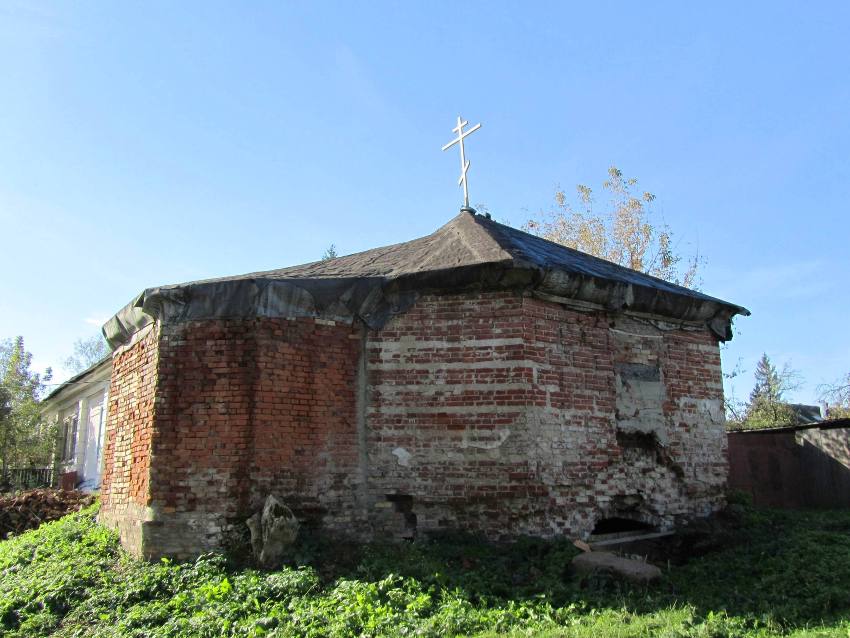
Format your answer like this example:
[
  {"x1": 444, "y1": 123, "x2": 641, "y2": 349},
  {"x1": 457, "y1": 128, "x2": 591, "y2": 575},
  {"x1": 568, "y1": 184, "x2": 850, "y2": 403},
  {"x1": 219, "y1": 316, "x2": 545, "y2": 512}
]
[{"x1": 441, "y1": 115, "x2": 481, "y2": 212}]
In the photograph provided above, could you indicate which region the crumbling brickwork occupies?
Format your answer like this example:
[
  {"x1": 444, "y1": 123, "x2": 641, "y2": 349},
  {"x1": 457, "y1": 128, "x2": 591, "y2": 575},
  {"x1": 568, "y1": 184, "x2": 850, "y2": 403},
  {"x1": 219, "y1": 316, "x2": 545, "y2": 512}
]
[
  {"x1": 367, "y1": 293, "x2": 727, "y2": 540},
  {"x1": 99, "y1": 291, "x2": 728, "y2": 558},
  {"x1": 366, "y1": 292, "x2": 536, "y2": 538},
  {"x1": 99, "y1": 323, "x2": 160, "y2": 555}
]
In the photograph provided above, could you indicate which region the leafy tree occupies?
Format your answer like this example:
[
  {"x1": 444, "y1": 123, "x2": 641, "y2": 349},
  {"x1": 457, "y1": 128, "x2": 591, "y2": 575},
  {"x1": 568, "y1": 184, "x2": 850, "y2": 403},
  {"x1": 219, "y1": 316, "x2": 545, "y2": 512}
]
[
  {"x1": 0, "y1": 386, "x2": 11, "y2": 441},
  {"x1": 820, "y1": 372, "x2": 850, "y2": 419},
  {"x1": 524, "y1": 166, "x2": 701, "y2": 288},
  {"x1": 721, "y1": 355, "x2": 748, "y2": 424},
  {"x1": 736, "y1": 353, "x2": 802, "y2": 429},
  {"x1": 826, "y1": 405, "x2": 850, "y2": 419},
  {"x1": 63, "y1": 334, "x2": 110, "y2": 374},
  {"x1": 321, "y1": 244, "x2": 338, "y2": 261},
  {"x1": 0, "y1": 337, "x2": 53, "y2": 480}
]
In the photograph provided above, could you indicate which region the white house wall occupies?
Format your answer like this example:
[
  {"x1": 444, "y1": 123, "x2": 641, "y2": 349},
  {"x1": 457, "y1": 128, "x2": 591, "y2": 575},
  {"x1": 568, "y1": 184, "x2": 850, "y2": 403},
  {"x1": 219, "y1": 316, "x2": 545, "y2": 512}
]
[{"x1": 41, "y1": 361, "x2": 112, "y2": 491}]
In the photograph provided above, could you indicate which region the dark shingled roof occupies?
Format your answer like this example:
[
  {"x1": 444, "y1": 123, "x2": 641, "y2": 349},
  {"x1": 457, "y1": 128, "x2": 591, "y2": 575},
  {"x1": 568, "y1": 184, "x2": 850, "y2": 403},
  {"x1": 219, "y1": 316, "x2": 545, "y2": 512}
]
[{"x1": 104, "y1": 211, "x2": 749, "y2": 348}]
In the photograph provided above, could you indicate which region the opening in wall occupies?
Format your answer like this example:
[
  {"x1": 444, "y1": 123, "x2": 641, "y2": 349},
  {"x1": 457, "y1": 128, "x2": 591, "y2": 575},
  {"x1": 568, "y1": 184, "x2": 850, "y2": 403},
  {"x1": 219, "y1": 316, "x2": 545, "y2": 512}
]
[
  {"x1": 385, "y1": 494, "x2": 417, "y2": 540},
  {"x1": 591, "y1": 517, "x2": 654, "y2": 537},
  {"x1": 60, "y1": 414, "x2": 78, "y2": 462}
]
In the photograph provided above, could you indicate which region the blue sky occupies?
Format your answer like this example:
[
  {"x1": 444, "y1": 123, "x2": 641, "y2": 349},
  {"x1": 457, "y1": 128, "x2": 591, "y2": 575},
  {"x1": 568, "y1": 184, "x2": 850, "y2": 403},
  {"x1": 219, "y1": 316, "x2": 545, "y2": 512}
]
[{"x1": 1, "y1": 1, "x2": 848, "y2": 407}]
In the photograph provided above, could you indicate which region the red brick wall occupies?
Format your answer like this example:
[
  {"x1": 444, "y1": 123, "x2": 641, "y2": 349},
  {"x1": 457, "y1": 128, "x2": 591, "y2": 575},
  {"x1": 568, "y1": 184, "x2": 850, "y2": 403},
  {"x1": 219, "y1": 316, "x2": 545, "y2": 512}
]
[
  {"x1": 522, "y1": 297, "x2": 622, "y2": 537},
  {"x1": 146, "y1": 317, "x2": 362, "y2": 557},
  {"x1": 101, "y1": 291, "x2": 728, "y2": 557},
  {"x1": 662, "y1": 328, "x2": 728, "y2": 502},
  {"x1": 99, "y1": 324, "x2": 160, "y2": 555},
  {"x1": 366, "y1": 292, "x2": 535, "y2": 537},
  {"x1": 366, "y1": 293, "x2": 727, "y2": 540}
]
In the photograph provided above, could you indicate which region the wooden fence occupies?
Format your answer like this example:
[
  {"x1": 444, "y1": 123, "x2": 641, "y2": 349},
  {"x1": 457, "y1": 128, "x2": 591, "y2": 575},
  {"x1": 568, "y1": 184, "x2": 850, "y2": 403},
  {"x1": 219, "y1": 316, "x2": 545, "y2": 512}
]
[{"x1": 728, "y1": 419, "x2": 850, "y2": 508}]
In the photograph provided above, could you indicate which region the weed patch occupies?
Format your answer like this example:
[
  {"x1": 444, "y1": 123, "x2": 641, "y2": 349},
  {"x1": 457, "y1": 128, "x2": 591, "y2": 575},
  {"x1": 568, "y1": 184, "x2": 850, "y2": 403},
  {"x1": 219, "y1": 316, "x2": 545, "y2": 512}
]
[{"x1": 1, "y1": 505, "x2": 849, "y2": 637}]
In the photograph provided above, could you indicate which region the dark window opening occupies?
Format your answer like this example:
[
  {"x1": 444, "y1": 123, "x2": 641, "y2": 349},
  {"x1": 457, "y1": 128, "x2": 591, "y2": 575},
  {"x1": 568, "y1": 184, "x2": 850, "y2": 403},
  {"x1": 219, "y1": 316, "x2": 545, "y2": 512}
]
[
  {"x1": 61, "y1": 415, "x2": 78, "y2": 462},
  {"x1": 591, "y1": 517, "x2": 654, "y2": 536}
]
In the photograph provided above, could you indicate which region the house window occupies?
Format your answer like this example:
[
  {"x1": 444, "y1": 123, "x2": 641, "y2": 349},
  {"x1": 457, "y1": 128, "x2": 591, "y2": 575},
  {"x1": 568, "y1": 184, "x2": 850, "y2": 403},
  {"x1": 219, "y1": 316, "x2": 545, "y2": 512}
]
[{"x1": 61, "y1": 414, "x2": 78, "y2": 462}]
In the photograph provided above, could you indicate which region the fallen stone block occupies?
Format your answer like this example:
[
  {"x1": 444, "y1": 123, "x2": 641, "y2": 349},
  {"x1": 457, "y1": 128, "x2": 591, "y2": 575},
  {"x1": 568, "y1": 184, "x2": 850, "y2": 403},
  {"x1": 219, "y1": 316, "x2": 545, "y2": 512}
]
[
  {"x1": 573, "y1": 539, "x2": 592, "y2": 552},
  {"x1": 570, "y1": 551, "x2": 662, "y2": 584},
  {"x1": 246, "y1": 495, "x2": 299, "y2": 569}
]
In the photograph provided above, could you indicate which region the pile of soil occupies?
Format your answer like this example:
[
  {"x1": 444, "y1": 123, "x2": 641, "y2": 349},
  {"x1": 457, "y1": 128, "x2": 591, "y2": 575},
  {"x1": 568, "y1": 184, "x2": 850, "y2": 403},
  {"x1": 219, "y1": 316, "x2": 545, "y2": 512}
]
[{"x1": 0, "y1": 489, "x2": 96, "y2": 540}]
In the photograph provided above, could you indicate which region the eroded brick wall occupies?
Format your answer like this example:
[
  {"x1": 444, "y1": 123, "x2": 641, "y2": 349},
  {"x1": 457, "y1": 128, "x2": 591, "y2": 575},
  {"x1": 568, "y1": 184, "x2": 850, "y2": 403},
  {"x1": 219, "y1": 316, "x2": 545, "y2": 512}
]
[
  {"x1": 366, "y1": 293, "x2": 727, "y2": 540},
  {"x1": 99, "y1": 323, "x2": 160, "y2": 555},
  {"x1": 661, "y1": 326, "x2": 728, "y2": 510},
  {"x1": 525, "y1": 302, "x2": 727, "y2": 537},
  {"x1": 366, "y1": 292, "x2": 536, "y2": 538},
  {"x1": 103, "y1": 291, "x2": 728, "y2": 558}
]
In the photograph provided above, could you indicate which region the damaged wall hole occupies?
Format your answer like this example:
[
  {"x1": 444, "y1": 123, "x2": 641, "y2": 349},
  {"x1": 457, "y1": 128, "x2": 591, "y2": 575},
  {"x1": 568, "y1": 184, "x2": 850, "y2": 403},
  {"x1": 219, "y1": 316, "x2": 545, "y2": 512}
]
[
  {"x1": 616, "y1": 430, "x2": 659, "y2": 452},
  {"x1": 590, "y1": 517, "x2": 655, "y2": 538},
  {"x1": 385, "y1": 494, "x2": 417, "y2": 540},
  {"x1": 589, "y1": 491, "x2": 659, "y2": 543},
  {"x1": 616, "y1": 430, "x2": 685, "y2": 479}
]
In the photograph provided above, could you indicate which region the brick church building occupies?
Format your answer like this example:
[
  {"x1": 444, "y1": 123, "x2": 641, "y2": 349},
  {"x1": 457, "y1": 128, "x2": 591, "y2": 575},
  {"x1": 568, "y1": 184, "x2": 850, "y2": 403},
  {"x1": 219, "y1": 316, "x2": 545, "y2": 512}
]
[{"x1": 98, "y1": 210, "x2": 748, "y2": 559}]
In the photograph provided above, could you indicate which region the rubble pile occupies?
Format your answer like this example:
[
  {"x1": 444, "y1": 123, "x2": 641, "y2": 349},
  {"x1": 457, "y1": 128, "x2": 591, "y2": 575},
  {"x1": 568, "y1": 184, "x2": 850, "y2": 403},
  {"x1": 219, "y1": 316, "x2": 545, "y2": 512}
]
[{"x1": 0, "y1": 489, "x2": 96, "y2": 540}]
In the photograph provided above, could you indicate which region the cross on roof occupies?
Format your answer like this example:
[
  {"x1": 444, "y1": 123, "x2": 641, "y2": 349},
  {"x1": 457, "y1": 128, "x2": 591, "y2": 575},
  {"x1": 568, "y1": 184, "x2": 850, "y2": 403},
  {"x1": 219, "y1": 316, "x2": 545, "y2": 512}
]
[{"x1": 441, "y1": 115, "x2": 481, "y2": 212}]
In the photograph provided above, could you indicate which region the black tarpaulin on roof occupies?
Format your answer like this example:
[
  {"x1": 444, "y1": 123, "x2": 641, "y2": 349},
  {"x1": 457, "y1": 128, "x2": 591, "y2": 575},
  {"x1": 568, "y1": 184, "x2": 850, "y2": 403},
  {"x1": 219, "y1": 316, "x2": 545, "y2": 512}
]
[{"x1": 103, "y1": 211, "x2": 749, "y2": 348}]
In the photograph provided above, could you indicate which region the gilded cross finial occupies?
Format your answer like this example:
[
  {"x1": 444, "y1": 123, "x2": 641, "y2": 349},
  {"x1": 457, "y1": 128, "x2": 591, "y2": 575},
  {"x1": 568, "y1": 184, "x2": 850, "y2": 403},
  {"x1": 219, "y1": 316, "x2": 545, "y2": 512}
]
[{"x1": 441, "y1": 115, "x2": 481, "y2": 212}]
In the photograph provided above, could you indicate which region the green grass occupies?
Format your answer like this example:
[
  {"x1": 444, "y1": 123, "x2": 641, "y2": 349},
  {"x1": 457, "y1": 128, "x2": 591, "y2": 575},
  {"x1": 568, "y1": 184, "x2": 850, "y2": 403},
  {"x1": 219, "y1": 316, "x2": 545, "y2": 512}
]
[{"x1": 1, "y1": 505, "x2": 850, "y2": 637}]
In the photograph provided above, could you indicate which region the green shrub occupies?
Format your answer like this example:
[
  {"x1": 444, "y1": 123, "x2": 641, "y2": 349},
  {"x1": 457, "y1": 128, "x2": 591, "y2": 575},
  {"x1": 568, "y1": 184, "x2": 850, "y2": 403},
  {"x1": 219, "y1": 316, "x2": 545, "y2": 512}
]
[
  {"x1": 2, "y1": 504, "x2": 850, "y2": 637},
  {"x1": 0, "y1": 504, "x2": 117, "y2": 635}
]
